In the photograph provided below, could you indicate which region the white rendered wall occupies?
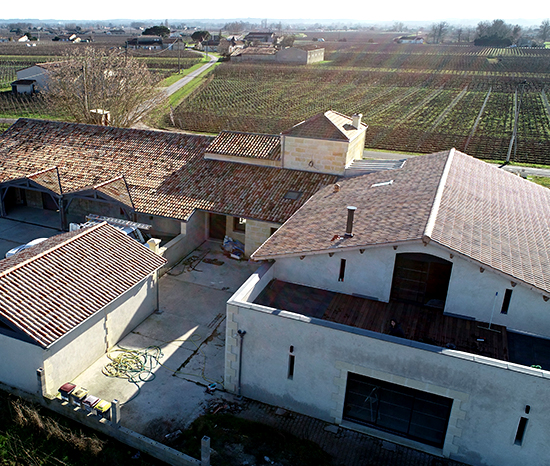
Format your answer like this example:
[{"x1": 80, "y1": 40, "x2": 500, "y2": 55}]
[
  {"x1": 274, "y1": 242, "x2": 550, "y2": 338},
  {"x1": 226, "y1": 298, "x2": 550, "y2": 466},
  {"x1": 43, "y1": 274, "x2": 158, "y2": 395},
  {"x1": 0, "y1": 333, "x2": 43, "y2": 394}
]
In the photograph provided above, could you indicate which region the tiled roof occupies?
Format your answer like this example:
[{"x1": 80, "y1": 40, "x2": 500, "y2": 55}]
[
  {"x1": 207, "y1": 131, "x2": 281, "y2": 161},
  {"x1": 281, "y1": 110, "x2": 367, "y2": 141},
  {"x1": 0, "y1": 223, "x2": 166, "y2": 348},
  {"x1": 0, "y1": 119, "x2": 337, "y2": 224},
  {"x1": 253, "y1": 149, "x2": 550, "y2": 295}
]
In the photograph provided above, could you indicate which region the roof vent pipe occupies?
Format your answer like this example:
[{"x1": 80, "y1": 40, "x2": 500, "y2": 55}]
[
  {"x1": 352, "y1": 113, "x2": 362, "y2": 129},
  {"x1": 345, "y1": 206, "x2": 357, "y2": 237}
]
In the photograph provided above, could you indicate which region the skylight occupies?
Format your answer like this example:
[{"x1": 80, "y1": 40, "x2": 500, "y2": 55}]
[{"x1": 284, "y1": 190, "x2": 303, "y2": 200}]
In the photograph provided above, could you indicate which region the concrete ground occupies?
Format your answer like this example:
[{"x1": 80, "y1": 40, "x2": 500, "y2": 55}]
[
  {"x1": 0, "y1": 216, "x2": 61, "y2": 258},
  {"x1": 72, "y1": 241, "x2": 260, "y2": 440}
]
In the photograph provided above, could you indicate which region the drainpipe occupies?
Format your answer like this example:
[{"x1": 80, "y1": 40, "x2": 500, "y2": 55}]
[{"x1": 237, "y1": 329, "x2": 246, "y2": 397}]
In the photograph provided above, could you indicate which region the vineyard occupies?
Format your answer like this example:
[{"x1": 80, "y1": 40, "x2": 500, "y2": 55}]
[{"x1": 173, "y1": 43, "x2": 550, "y2": 165}]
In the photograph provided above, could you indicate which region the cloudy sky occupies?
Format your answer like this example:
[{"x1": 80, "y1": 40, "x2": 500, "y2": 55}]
[{"x1": 2, "y1": 0, "x2": 547, "y2": 24}]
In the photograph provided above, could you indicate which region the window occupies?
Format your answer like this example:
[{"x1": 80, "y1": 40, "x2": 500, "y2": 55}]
[
  {"x1": 515, "y1": 417, "x2": 528, "y2": 445},
  {"x1": 344, "y1": 373, "x2": 453, "y2": 448},
  {"x1": 233, "y1": 217, "x2": 246, "y2": 232},
  {"x1": 287, "y1": 346, "x2": 295, "y2": 379},
  {"x1": 270, "y1": 227, "x2": 278, "y2": 236},
  {"x1": 501, "y1": 289, "x2": 513, "y2": 314},
  {"x1": 338, "y1": 259, "x2": 346, "y2": 282},
  {"x1": 284, "y1": 190, "x2": 302, "y2": 200}
]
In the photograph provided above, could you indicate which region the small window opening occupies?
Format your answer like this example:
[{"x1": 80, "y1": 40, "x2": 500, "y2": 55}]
[
  {"x1": 233, "y1": 217, "x2": 246, "y2": 232},
  {"x1": 270, "y1": 227, "x2": 278, "y2": 236},
  {"x1": 284, "y1": 190, "x2": 302, "y2": 200},
  {"x1": 288, "y1": 346, "x2": 295, "y2": 379},
  {"x1": 338, "y1": 259, "x2": 346, "y2": 282},
  {"x1": 515, "y1": 417, "x2": 528, "y2": 445},
  {"x1": 501, "y1": 289, "x2": 513, "y2": 314}
]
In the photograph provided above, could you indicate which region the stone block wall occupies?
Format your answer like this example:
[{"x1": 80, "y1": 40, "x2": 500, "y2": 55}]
[
  {"x1": 282, "y1": 136, "x2": 349, "y2": 175},
  {"x1": 244, "y1": 219, "x2": 280, "y2": 257}
]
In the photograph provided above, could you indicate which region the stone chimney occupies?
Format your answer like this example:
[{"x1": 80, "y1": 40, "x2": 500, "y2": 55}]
[{"x1": 351, "y1": 113, "x2": 363, "y2": 129}]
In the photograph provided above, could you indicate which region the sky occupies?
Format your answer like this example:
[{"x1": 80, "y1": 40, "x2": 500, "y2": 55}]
[{"x1": 1, "y1": 0, "x2": 547, "y2": 25}]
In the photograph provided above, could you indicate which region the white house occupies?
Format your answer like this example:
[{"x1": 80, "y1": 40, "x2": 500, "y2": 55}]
[
  {"x1": 0, "y1": 222, "x2": 166, "y2": 397},
  {"x1": 12, "y1": 62, "x2": 57, "y2": 94},
  {"x1": 225, "y1": 149, "x2": 550, "y2": 466}
]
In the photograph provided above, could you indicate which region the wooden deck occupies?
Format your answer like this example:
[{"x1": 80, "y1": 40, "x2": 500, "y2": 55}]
[{"x1": 255, "y1": 280, "x2": 508, "y2": 362}]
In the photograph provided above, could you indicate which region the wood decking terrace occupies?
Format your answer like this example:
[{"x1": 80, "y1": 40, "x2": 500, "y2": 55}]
[{"x1": 254, "y1": 279, "x2": 508, "y2": 362}]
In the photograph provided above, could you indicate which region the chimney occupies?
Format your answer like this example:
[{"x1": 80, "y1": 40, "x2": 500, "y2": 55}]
[
  {"x1": 345, "y1": 206, "x2": 357, "y2": 237},
  {"x1": 351, "y1": 113, "x2": 362, "y2": 129}
]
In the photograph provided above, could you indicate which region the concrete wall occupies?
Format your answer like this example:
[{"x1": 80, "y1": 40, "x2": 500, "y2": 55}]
[
  {"x1": 226, "y1": 282, "x2": 550, "y2": 466},
  {"x1": 43, "y1": 274, "x2": 158, "y2": 395},
  {"x1": 273, "y1": 242, "x2": 550, "y2": 337},
  {"x1": 135, "y1": 213, "x2": 183, "y2": 237},
  {"x1": 0, "y1": 333, "x2": 43, "y2": 394},
  {"x1": 345, "y1": 129, "x2": 367, "y2": 167},
  {"x1": 17, "y1": 66, "x2": 48, "y2": 91},
  {"x1": 244, "y1": 219, "x2": 280, "y2": 257}
]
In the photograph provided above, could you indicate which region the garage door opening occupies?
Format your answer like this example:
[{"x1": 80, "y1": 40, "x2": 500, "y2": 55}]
[
  {"x1": 209, "y1": 213, "x2": 226, "y2": 241},
  {"x1": 390, "y1": 253, "x2": 452, "y2": 308},
  {"x1": 343, "y1": 373, "x2": 453, "y2": 448}
]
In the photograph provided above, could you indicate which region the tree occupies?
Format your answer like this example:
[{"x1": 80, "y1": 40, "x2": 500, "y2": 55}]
[
  {"x1": 45, "y1": 48, "x2": 164, "y2": 128},
  {"x1": 430, "y1": 21, "x2": 448, "y2": 43},
  {"x1": 280, "y1": 35, "x2": 295, "y2": 48},
  {"x1": 143, "y1": 25, "x2": 170, "y2": 37},
  {"x1": 474, "y1": 19, "x2": 516, "y2": 46},
  {"x1": 539, "y1": 19, "x2": 550, "y2": 42},
  {"x1": 191, "y1": 31, "x2": 210, "y2": 43}
]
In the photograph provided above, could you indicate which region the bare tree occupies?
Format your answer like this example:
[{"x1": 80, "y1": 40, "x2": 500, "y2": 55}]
[
  {"x1": 430, "y1": 21, "x2": 448, "y2": 43},
  {"x1": 539, "y1": 19, "x2": 550, "y2": 42},
  {"x1": 45, "y1": 48, "x2": 164, "y2": 128}
]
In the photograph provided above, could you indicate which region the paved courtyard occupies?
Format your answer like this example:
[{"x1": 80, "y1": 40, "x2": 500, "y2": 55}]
[{"x1": 72, "y1": 241, "x2": 260, "y2": 439}]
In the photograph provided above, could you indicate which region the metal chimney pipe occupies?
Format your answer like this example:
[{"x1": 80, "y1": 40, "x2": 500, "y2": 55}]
[{"x1": 345, "y1": 206, "x2": 357, "y2": 237}]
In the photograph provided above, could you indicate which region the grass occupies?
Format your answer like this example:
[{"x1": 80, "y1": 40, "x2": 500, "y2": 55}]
[
  {"x1": 146, "y1": 60, "x2": 221, "y2": 130},
  {"x1": 175, "y1": 413, "x2": 332, "y2": 466},
  {"x1": 0, "y1": 390, "x2": 163, "y2": 466},
  {"x1": 528, "y1": 176, "x2": 550, "y2": 188},
  {"x1": 158, "y1": 55, "x2": 214, "y2": 87}
]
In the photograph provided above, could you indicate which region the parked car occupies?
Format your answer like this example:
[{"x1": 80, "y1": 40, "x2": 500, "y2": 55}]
[{"x1": 5, "y1": 237, "x2": 48, "y2": 258}]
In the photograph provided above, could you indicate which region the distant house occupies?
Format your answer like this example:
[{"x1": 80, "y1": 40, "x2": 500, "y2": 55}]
[
  {"x1": 276, "y1": 46, "x2": 324, "y2": 64},
  {"x1": 53, "y1": 34, "x2": 81, "y2": 42},
  {"x1": 395, "y1": 35, "x2": 424, "y2": 44},
  {"x1": 127, "y1": 36, "x2": 163, "y2": 50},
  {"x1": 0, "y1": 222, "x2": 165, "y2": 397},
  {"x1": 232, "y1": 45, "x2": 325, "y2": 64},
  {"x1": 244, "y1": 32, "x2": 275, "y2": 44},
  {"x1": 231, "y1": 45, "x2": 278, "y2": 62},
  {"x1": 17, "y1": 35, "x2": 29, "y2": 42}
]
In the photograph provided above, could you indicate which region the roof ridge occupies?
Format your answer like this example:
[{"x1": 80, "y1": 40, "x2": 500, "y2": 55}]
[
  {"x1": 0, "y1": 222, "x2": 106, "y2": 280},
  {"x1": 422, "y1": 148, "x2": 455, "y2": 244}
]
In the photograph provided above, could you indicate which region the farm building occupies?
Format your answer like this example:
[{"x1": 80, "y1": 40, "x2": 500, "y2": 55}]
[
  {"x1": 225, "y1": 149, "x2": 550, "y2": 466},
  {"x1": 244, "y1": 32, "x2": 275, "y2": 43},
  {"x1": 395, "y1": 35, "x2": 424, "y2": 44},
  {"x1": 276, "y1": 46, "x2": 325, "y2": 64},
  {"x1": 0, "y1": 222, "x2": 165, "y2": 397},
  {"x1": 232, "y1": 45, "x2": 324, "y2": 64},
  {"x1": 0, "y1": 114, "x2": 366, "y2": 261},
  {"x1": 11, "y1": 62, "x2": 58, "y2": 94},
  {"x1": 126, "y1": 35, "x2": 163, "y2": 49}
]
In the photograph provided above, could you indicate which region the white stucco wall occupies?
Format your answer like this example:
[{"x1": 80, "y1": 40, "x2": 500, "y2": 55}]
[
  {"x1": 226, "y1": 293, "x2": 550, "y2": 466},
  {"x1": 43, "y1": 274, "x2": 159, "y2": 395},
  {"x1": 0, "y1": 333, "x2": 43, "y2": 394},
  {"x1": 273, "y1": 242, "x2": 550, "y2": 338}
]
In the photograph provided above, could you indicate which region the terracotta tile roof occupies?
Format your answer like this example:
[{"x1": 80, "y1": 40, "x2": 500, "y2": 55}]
[
  {"x1": 0, "y1": 119, "x2": 337, "y2": 224},
  {"x1": 207, "y1": 131, "x2": 281, "y2": 161},
  {"x1": 27, "y1": 167, "x2": 63, "y2": 195},
  {"x1": 253, "y1": 149, "x2": 550, "y2": 295},
  {"x1": 281, "y1": 110, "x2": 367, "y2": 141},
  {"x1": 0, "y1": 223, "x2": 166, "y2": 348}
]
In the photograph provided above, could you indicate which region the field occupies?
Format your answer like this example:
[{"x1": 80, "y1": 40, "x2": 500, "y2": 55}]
[{"x1": 173, "y1": 36, "x2": 550, "y2": 164}]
